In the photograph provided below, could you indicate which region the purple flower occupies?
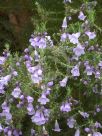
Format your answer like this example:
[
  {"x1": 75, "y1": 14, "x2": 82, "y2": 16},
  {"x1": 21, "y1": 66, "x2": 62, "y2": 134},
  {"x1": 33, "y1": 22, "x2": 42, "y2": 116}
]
[
  {"x1": 29, "y1": 35, "x2": 48, "y2": 49},
  {"x1": 27, "y1": 103, "x2": 35, "y2": 115},
  {"x1": 60, "y1": 33, "x2": 68, "y2": 42},
  {"x1": 24, "y1": 48, "x2": 29, "y2": 53},
  {"x1": 75, "y1": 129, "x2": 80, "y2": 136},
  {"x1": 78, "y1": 11, "x2": 86, "y2": 21},
  {"x1": 85, "y1": 31, "x2": 96, "y2": 40},
  {"x1": 31, "y1": 110, "x2": 46, "y2": 125},
  {"x1": 12, "y1": 71, "x2": 18, "y2": 76},
  {"x1": 94, "y1": 122, "x2": 102, "y2": 128},
  {"x1": 47, "y1": 81, "x2": 53, "y2": 87},
  {"x1": 67, "y1": 117, "x2": 76, "y2": 128},
  {"x1": 28, "y1": 65, "x2": 42, "y2": 84},
  {"x1": 68, "y1": 32, "x2": 80, "y2": 44},
  {"x1": 59, "y1": 76, "x2": 68, "y2": 87},
  {"x1": 85, "y1": 66, "x2": 93, "y2": 76},
  {"x1": 52, "y1": 120, "x2": 61, "y2": 132},
  {"x1": 62, "y1": 17, "x2": 67, "y2": 28},
  {"x1": 93, "y1": 132, "x2": 102, "y2": 136},
  {"x1": 96, "y1": 106, "x2": 101, "y2": 112},
  {"x1": 29, "y1": 36, "x2": 40, "y2": 48},
  {"x1": 0, "y1": 124, "x2": 3, "y2": 132},
  {"x1": 84, "y1": 128, "x2": 90, "y2": 133},
  {"x1": 0, "y1": 75, "x2": 11, "y2": 86},
  {"x1": 0, "y1": 56, "x2": 6, "y2": 65},
  {"x1": 79, "y1": 111, "x2": 89, "y2": 118},
  {"x1": 11, "y1": 87, "x2": 21, "y2": 98},
  {"x1": 38, "y1": 94, "x2": 49, "y2": 105},
  {"x1": 95, "y1": 71, "x2": 100, "y2": 79},
  {"x1": 1, "y1": 102, "x2": 12, "y2": 123},
  {"x1": 27, "y1": 96, "x2": 34, "y2": 103},
  {"x1": 98, "y1": 61, "x2": 102, "y2": 67},
  {"x1": 73, "y1": 44, "x2": 85, "y2": 57},
  {"x1": 71, "y1": 65, "x2": 80, "y2": 77},
  {"x1": 13, "y1": 129, "x2": 21, "y2": 136},
  {"x1": 60, "y1": 102, "x2": 71, "y2": 112},
  {"x1": 38, "y1": 37, "x2": 46, "y2": 48}
]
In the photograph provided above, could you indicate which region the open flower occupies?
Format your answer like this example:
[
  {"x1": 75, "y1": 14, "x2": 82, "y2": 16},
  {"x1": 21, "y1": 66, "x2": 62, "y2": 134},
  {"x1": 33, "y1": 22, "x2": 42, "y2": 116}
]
[
  {"x1": 59, "y1": 76, "x2": 68, "y2": 87},
  {"x1": 38, "y1": 94, "x2": 49, "y2": 105},
  {"x1": 68, "y1": 32, "x2": 80, "y2": 44},
  {"x1": 85, "y1": 31, "x2": 96, "y2": 40},
  {"x1": 0, "y1": 56, "x2": 6, "y2": 65},
  {"x1": 73, "y1": 44, "x2": 85, "y2": 57},
  {"x1": 60, "y1": 33, "x2": 68, "y2": 42},
  {"x1": 71, "y1": 65, "x2": 80, "y2": 77},
  {"x1": 60, "y1": 102, "x2": 71, "y2": 112},
  {"x1": 31, "y1": 110, "x2": 46, "y2": 125},
  {"x1": 78, "y1": 11, "x2": 86, "y2": 21},
  {"x1": 93, "y1": 132, "x2": 102, "y2": 136},
  {"x1": 11, "y1": 86, "x2": 21, "y2": 98}
]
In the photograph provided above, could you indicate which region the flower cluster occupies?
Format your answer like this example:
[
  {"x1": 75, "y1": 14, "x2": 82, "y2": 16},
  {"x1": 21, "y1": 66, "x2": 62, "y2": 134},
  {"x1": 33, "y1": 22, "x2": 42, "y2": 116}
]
[{"x1": 0, "y1": 1, "x2": 102, "y2": 136}]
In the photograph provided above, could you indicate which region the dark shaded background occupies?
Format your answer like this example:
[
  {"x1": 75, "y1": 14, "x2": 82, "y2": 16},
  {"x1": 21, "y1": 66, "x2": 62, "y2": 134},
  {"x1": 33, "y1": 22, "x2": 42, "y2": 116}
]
[{"x1": 0, "y1": 0, "x2": 102, "y2": 53}]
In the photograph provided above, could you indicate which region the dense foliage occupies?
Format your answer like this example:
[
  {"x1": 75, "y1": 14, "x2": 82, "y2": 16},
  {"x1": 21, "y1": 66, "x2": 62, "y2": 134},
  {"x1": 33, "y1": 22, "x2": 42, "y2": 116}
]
[{"x1": 0, "y1": 0, "x2": 102, "y2": 136}]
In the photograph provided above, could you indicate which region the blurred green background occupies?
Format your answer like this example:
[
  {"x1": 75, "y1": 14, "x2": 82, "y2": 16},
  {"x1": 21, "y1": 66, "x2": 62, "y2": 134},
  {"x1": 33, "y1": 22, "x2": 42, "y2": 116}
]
[{"x1": 0, "y1": 0, "x2": 102, "y2": 53}]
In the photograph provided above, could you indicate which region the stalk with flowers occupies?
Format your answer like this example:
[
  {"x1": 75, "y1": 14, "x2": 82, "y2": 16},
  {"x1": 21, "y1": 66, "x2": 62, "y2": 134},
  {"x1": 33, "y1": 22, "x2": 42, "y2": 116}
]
[{"x1": 0, "y1": 0, "x2": 102, "y2": 136}]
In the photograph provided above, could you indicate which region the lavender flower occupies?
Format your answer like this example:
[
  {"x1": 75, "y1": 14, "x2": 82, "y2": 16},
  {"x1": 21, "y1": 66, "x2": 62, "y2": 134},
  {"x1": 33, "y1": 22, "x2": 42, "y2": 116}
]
[
  {"x1": 94, "y1": 122, "x2": 102, "y2": 128},
  {"x1": 95, "y1": 71, "x2": 100, "y2": 79},
  {"x1": 60, "y1": 102, "x2": 71, "y2": 112},
  {"x1": 71, "y1": 65, "x2": 80, "y2": 77},
  {"x1": 85, "y1": 31, "x2": 96, "y2": 40},
  {"x1": 75, "y1": 129, "x2": 80, "y2": 136},
  {"x1": 31, "y1": 110, "x2": 46, "y2": 125},
  {"x1": 38, "y1": 94, "x2": 49, "y2": 105},
  {"x1": 27, "y1": 103, "x2": 35, "y2": 115},
  {"x1": 0, "y1": 56, "x2": 6, "y2": 65},
  {"x1": 62, "y1": 17, "x2": 67, "y2": 28},
  {"x1": 47, "y1": 81, "x2": 53, "y2": 87},
  {"x1": 27, "y1": 96, "x2": 34, "y2": 103},
  {"x1": 52, "y1": 120, "x2": 61, "y2": 132},
  {"x1": 29, "y1": 36, "x2": 40, "y2": 48},
  {"x1": 60, "y1": 33, "x2": 68, "y2": 42},
  {"x1": 12, "y1": 71, "x2": 18, "y2": 77},
  {"x1": 67, "y1": 117, "x2": 76, "y2": 128},
  {"x1": 84, "y1": 128, "x2": 90, "y2": 133},
  {"x1": 59, "y1": 76, "x2": 68, "y2": 87},
  {"x1": 78, "y1": 11, "x2": 86, "y2": 21},
  {"x1": 38, "y1": 37, "x2": 46, "y2": 48},
  {"x1": 93, "y1": 132, "x2": 102, "y2": 136},
  {"x1": 73, "y1": 44, "x2": 85, "y2": 57},
  {"x1": 98, "y1": 61, "x2": 102, "y2": 67},
  {"x1": 11, "y1": 86, "x2": 21, "y2": 98},
  {"x1": 68, "y1": 32, "x2": 80, "y2": 44},
  {"x1": 79, "y1": 111, "x2": 89, "y2": 118},
  {"x1": 85, "y1": 66, "x2": 93, "y2": 76},
  {"x1": 28, "y1": 65, "x2": 43, "y2": 84},
  {"x1": 0, "y1": 124, "x2": 3, "y2": 132},
  {"x1": 1, "y1": 102, "x2": 12, "y2": 123}
]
